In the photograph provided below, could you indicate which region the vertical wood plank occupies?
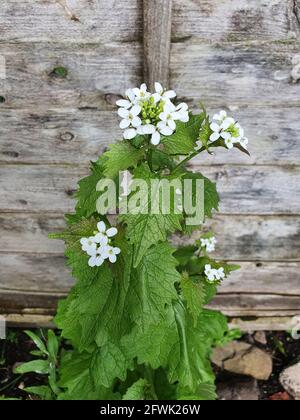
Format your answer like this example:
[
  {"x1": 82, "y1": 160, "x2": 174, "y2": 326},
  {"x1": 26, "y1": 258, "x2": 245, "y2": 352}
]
[{"x1": 143, "y1": 0, "x2": 173, "y2": 89}]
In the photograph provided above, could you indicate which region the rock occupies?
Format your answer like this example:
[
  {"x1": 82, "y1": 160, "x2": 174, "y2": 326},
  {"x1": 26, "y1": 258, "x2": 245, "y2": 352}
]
[
  {"x1": 212, "y1": 341, "x2": 273, "y2": 380},
  {"x1": 280, "y1": 362, "x2": 300, "y2": 400},
  {"x1": 254, "y1": 331, "x2": 267, "y2": 345},
  {"x1": 268, "y1": 391, "x2": 291, "y2": 401},
  {"x1": 217, "y1": 378, "x2": 259, "y2": 401}
]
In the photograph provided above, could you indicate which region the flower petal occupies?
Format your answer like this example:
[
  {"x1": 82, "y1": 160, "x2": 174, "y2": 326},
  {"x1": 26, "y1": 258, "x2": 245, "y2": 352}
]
[
  {"x1": 164, "y1": 90, "x2": 176, "y2": 99},
  {"x1": 131, "y1": 116, "x2": 142, "y2": 128},
  {"x1": 168, "y1": 119, "x2": 176, "y2": 131},
  {"x1": 152, "y1": 92, "x2": 161, "y2": 103},
  {"x1": 140, "y1": 83, "x2": 147, "y2": 92},
  {"x1": 97, "y1": 221, "x2": 106, "y2": 232},
  {"x1": 109, "y1": 254, "x2": 117, "y2": 263},
  {"x1": 151, "y1": 131, "x2": 161, "y2": 145},
  {"x1": 131, "y1": 105, "x2": 141, "y2": 116},
  {"x1": 106, "y1": 227, "x2": 118, "y2": 237},
  {"x1": 116, "y1": 99, "x2": 131, "y2": 109},
  {"x1": 142, "y1": 124, "x2": 155, "y2": 134},
  {"x1": 159, "y1": 125, "x2": 174, "y2": 136},
  {"x1": 210, "y1": 132, "x2": 220, "y2": 142},
  {"x1": 126, "y1": 89, "x2": 135, "y2": 102},
  {"x1": 119, "y1": 118, "x2": 130, "y2": 129},
  {"x1": 155, "y1": 82, "x2": 163, "y2": 94},
  {"x1": 113, "y1": 247, "x2": 121, "y2": 255},
  {"x1": 210, "y1": 122, "x2": 220, "y2": 132},
  {"x1": 118, "y1": 108, "x2": 129, "y2": 119},
  {"x1": 221, "y1": 117, "x2": 235, "y2": 130},
  {"x1": 124, "y1": 128, "x2": 137, "y2": 140}
]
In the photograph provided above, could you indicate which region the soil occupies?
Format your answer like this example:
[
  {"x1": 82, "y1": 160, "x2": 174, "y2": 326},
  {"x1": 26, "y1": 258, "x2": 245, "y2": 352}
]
[
  {"x1": 215, "y1": 331, "x2": 300, "y2": 400},
  {"x1": 0, "y1": 329, "x2": 299, "y2": 400},
  {"x1": 0, "y1": 330, "x2": 47, "y2": 400}
]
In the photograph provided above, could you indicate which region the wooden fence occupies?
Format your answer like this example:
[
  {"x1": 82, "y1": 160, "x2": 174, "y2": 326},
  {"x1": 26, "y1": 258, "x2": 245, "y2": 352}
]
[{"x1": 0, "y1": 0, "x2": 299, "y2": 330}]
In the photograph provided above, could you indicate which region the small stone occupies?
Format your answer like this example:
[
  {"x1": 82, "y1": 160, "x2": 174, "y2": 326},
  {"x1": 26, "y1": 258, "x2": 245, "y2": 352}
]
[
  {"x1": 268, "y1": 391, "x2": 291, "y2": 401},
  {"x1": 212, "y1": 341, "x2": 273, "y2": 380},
  {"x1": 254, "y1": 331, "x2": 267, "y2": 345},
  {"x1": 217, "y1": 378, "x2": 259, "y2": 401},
  {"x1": 280, "y1": 362, "x2": 300, "y2": 400}
]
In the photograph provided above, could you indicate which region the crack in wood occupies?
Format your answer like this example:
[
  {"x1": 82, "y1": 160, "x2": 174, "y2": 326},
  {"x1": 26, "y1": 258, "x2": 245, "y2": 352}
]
[
  {"x1": 56, "y1": 0, "x2": 81, "y2": 22},
  {"x1": 293, "y1": 0, "x2": 300, "y2": 26}
]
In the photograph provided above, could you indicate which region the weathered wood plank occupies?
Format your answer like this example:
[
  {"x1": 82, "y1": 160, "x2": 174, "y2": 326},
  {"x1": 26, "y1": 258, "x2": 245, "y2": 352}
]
[
  {"x1": 174, "y1": 215, "x2": 300, "y2": 261},
  {"x1": 1, "y1": 213, "x2": 299, "y2": 261},
  {"x1": 1, "y1": 165, "x2": 299, "y2": 214},
  {"x1": 0, "y1": 42, "x2": 142, "y2": 110},
  {"x1": 143, "y1": 0, "x2": 172, "y2": 88},
  {"x1": 1, "y1": 107, "x2": 300, "y2": 165},
  {"x1": 171, "y1": 41, "x2": 300, "y2": 107},
  {"x1": 172, "y1": 0, "x2": 298, "y2": 42},
  {"x1": 0, "y1": 109, "x2": 120, "y2": 165},
  {"x1": 228, "y1": 317, "x2": 297, "y2": 332},
  {"x1": 0, "y1": 0, "x2": 142, "y2": 43},
  {"x1": 0, "y1": 254, "x2": 299, "y2": 317},
  {"x1": 3, "y1": 314, "x2": 296, "y2": 331}
]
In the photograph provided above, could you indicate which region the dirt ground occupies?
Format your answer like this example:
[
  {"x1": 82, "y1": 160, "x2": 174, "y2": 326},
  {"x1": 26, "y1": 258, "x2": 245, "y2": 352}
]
[{"x1": 0, "y1": 329, "x2": 299, "y2": 400}]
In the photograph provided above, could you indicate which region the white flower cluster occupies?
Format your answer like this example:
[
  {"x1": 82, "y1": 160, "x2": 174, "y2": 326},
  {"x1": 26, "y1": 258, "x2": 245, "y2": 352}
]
[
  {"x1": 80, "y1": 221, "x2": 121, "y2": 267},
  {"x1": 195, "y1": 110, "x2": 248, "y2": 151},
  {"x1": 210, "y1": 110, "x2": 248, "y2": 150},
  {"x1": 204, "y1": 264, "x2": 225, "y2": 283},
  {"x1": 116, "y1": 82, "x2": 189, "y2": 146},
  {"x1": 200, "y1": 236, "x2": 217, "y2": 253}
]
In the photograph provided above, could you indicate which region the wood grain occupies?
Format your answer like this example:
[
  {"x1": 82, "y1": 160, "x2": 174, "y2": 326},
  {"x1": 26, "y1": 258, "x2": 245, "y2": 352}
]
[
  {"x1": 0, "y1": 255, "x2": 299, "y2": 317},
  {"x1": 1, "y1": 213, "x2": 299, "y2": 261},
  {"x1": 143, "y1": 0, "x2": 172, "y2": 88},
  {"x1": 0, "y1": 0, "x2": 142, "y2": 43},
  {"x1": 0, "y1": 165, "x2": 299, "y2": 214},
  {"x1": 171, "y1": 41, "x2": 300, "y2": 107},
  {"x1": 0, "y1": 42, "x2": 142, "y2": 110},
  {"x1": 1, "y1": 107, "x2": 300, "y2": 165},
  {"x1": 172, "y1": 0, "x2": 296, "y2": 42}
]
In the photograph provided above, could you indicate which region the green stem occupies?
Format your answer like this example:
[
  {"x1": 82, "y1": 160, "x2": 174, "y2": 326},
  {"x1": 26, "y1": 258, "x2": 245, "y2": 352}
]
[
  {"x1": 144, "y1": 366, "x2": 158, "y2": 400},
  {"x1": 171, "y1": 147, "x2": 205, "y2": 174}
]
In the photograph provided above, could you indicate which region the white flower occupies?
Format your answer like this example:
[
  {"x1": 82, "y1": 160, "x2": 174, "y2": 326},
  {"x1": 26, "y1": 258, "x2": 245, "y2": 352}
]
[
  {"x1": 80, "y1": 237, "x2": 97, "y2": 256},
  {"x1": 153, "y1": 82, "x2": 176, "y2": 103},
  {"x1": 117, "y1": 82, "x2": 189, "y2": 146},
  {"x1": 132, "y1": 83, "x2": 150, "y2": 102},
  {"x1": 212, "y1": 110, "x2": 227, "y2": 123},
  {"x1": 209, "y1": 122, "x2": 232, "y2": 143},
  {"x1": 101, "y1": 245, "x2": 121, "y2": 263},
  {"x1": 204, "y1": 264, "x2": 225, "y2": 282},
  {"x1": 124, "y1": 128, "x2": 138, "y2": 140},
  {"x1": 205, "y1": 264, "x2": 216, "y2": 283},
  {"x1": 88, "y1": 254, "x2": 104, "y2": 268},
  {"x1": 94, "y1": 221, "x2": 118, "y2": 245},
  {"x1": 201, "y1": 236, "x2": 217, "y2": 253},
  {"x1": 118, "y1": 105, "x2": 142, "y2": 130},
  {"x1": 214, "y1": 267, "x2": 225, "y2": 280},
  {"x1": 176, "y1": 102, "x2": 189, "y2": 122}
]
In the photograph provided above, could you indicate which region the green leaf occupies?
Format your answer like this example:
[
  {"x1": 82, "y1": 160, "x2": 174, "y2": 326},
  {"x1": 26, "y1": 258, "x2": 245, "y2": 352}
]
[
  {"x1": 24, "y1": 330, "x2": 48, "y2": 356},
  {"x1": 122, "y1": 302, "x2": 228, "y2": 395},
  {"x1": 161, "y1": 114, "x2": 205, "y2": 155},
  {"x1": 90, "y1": 343, "x2": 133, "y2": 388},
  {"x1": 58, "y1": 351, "x2": 120, "y2": 400},
  {"x1": 75, "y1": 162, "x2": 105, "y2": 218},
  {"x1": 180, "y1": 273, "x2": 205, "y2": 325},
  {"x1": 122, "y1": 212, "x2": 182, "y2": 267},
  {"x1": 122, "y1": 379, "x2": 150, "y2": 400},
  {"x1": 178, "y1": 383, "x2": 217, "y2": 400},
  {"x1": 182, "y1": 171, "x2": 219, "y2": 220},
  {"x1": 24, "y1": 386, "x2": 53, "y2": 400},
  {"x1": 14, "y1": 359, "x2": 50, "y2": 375},
  {"x1": 103, "y1": 141, "x2": 144, "y2": 178},
  {"x1": 47, "y1": 330, "x2": 59, "y2": 360}
]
